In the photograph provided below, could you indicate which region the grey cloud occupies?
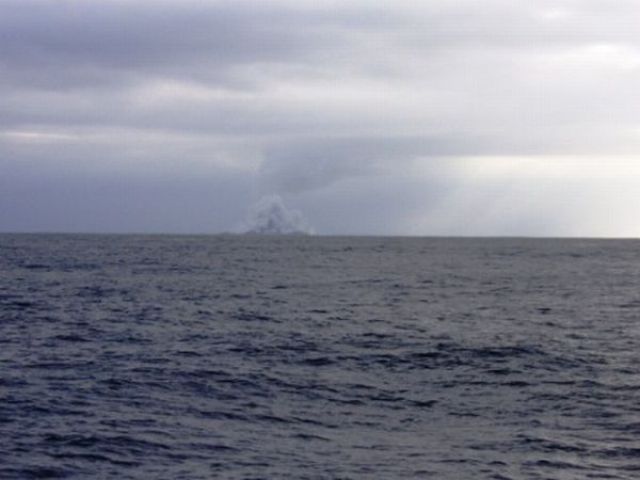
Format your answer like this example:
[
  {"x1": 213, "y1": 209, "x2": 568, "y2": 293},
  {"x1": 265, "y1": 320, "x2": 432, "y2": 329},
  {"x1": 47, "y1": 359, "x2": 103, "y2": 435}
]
[
  {"x1": 258, "y1": 126, "x2": 640, "y2": 197},
  {"x1": 3, "y1": 0, "x2": 635, "y2": 94},
  {"x1": 0, "y1": 0, "x2": 396, "y2": 91},
  {"x1": 258, "y1": 136, "x2": 478, "y2": 194},
  {"x1": 390, "y1": 0, "x2": 640, "y2": 51},
  {"x1": 3, "y1": 0, "x2": 639, "y2": 137},
  {"x1": 2, "y1": 0, "x2": 640, "y2": 235}
]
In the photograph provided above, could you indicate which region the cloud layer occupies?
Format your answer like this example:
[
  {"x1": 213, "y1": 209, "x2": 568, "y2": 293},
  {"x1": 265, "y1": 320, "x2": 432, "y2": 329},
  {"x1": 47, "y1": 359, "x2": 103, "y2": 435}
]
[{"x1": 2, "y1": 0, "x2": 640, "y2": 235}]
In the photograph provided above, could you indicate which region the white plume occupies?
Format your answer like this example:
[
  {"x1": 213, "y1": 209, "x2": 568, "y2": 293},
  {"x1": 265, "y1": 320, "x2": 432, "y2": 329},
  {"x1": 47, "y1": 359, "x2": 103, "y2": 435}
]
[{"x1": 242, "y1": 195, "x2": 314, "y2": 235}]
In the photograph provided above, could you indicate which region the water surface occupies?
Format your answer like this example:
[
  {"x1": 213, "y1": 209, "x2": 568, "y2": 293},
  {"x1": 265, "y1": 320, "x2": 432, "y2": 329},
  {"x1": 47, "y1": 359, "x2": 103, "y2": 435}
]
[{"x1": 2, "y1": 234, "x2": 640, "y2": 479}]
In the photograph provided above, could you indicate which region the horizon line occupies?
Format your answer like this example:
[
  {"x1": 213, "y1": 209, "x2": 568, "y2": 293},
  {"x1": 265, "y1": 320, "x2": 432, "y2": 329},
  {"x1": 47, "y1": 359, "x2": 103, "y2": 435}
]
[{"x1": 1, "y1": 231, "x2": 639, "y2": 241}]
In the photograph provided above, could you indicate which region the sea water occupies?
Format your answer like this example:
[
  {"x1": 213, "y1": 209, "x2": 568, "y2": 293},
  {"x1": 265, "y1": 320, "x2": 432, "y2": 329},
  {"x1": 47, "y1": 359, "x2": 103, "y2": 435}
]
[{"x1": 2, "y1": 234, "x2": 640, "y2": 479}]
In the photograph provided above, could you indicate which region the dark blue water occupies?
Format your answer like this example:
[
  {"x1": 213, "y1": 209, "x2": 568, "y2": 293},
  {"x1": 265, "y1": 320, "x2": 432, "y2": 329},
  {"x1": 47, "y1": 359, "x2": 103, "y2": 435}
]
[{"x1": 2, "y1": 234, "x2": 640, "y2": 479}]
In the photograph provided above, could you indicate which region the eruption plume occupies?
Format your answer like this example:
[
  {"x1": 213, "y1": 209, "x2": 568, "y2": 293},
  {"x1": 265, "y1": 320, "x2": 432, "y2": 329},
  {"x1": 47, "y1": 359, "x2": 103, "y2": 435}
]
[{"x1": 242, "y1": 195, "x2": 314, "y2": 235}]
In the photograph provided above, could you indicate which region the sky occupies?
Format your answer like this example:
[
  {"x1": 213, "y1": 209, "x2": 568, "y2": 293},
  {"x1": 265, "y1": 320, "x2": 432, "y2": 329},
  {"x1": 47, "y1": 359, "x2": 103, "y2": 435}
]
[{"x1": 2, "y1": 0, "x2": 640, "y2": 236}]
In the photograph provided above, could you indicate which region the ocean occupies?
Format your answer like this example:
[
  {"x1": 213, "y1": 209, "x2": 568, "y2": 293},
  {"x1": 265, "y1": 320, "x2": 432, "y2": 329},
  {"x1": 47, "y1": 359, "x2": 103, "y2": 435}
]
[{"x1": 2, "y1": 234, "x2": 640, "y2": 479}]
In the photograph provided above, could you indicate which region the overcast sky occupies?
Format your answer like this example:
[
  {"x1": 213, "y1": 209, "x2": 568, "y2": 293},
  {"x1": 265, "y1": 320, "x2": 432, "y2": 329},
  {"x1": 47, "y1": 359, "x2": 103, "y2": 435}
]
[{"x1": 2, "y1": 0, "x2": 640, "y2": 236}]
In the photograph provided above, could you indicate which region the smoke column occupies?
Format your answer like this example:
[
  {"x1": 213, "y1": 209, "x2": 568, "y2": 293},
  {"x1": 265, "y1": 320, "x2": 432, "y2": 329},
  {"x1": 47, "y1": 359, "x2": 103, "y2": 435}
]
[{"x1": 242, "y1": 195, "x2": 314, "y2": 235}]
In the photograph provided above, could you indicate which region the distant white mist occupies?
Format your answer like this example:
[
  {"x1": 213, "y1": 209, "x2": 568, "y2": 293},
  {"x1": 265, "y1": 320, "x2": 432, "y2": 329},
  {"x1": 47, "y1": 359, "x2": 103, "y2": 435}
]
[{"x1": 241, "y1": 195, "x2": 314, "y2": 235}]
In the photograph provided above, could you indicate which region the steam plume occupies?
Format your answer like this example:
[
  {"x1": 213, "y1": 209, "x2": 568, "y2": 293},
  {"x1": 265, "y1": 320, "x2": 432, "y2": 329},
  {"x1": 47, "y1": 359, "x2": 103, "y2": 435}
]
[{"x1": 242, "y1": 195, "x2": 314, "y2": 235}]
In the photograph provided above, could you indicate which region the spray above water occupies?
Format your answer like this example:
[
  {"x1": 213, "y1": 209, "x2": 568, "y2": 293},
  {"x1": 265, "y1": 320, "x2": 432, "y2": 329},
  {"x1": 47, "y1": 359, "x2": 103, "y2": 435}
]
[{"x1": 242, "y1": 194, "x2": 314, "y2": 235}]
